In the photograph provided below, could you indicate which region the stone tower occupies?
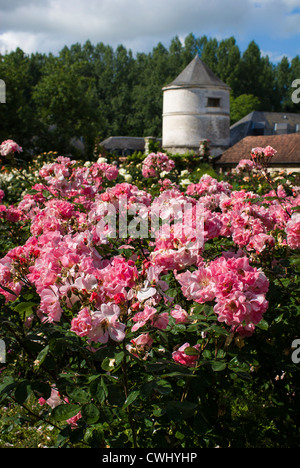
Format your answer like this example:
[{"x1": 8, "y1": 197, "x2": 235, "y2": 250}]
[{"x1": 162, "y1": 55, "x2": 231, "y2": 156}]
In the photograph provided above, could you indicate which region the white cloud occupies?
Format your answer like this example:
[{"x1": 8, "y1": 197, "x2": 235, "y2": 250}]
[
  {"x1": 261, "y1": 49, "x2": 293, "y2": 63},
  {"x1": 0, "y1": 31, "x2": 41, "y2": 54},
  {"x1": 0, "y1": 0, "x2": 300, "y2": 55}
]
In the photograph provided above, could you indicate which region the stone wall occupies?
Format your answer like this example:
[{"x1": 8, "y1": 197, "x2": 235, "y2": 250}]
[{"x1": 162, "y1": 86, "x2": 230, "y2": 155}]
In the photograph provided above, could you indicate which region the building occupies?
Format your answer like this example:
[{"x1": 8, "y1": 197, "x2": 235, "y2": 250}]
[
  {"x1": 230, "y1": 111, "x2": 300, "y2": 146},
  {"x1": 98, "y1": 57, "x2": 300, "y2": 169},
  {"x1": 99, "y1": 136, "x2": 162, "y2": 157},
  {"x1": 99, "y1": 136, "x2": 145, "y2": 156},
  {"x1": 214, "y1": 133, "x2": 300, "y2": 173},
  {"x1": 162, "y1": 55, "x2": 231, "y2": 156}
]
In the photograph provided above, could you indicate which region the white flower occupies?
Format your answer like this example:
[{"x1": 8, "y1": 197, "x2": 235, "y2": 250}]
[
  {"x1": 180, "y1": 179, "x2": 192, "y2": 186},
  {"x1": 97, "y1": 157, "x2": 107, "y2": 163},
  {"x1": 137, "y1": 285, "x2": 157, "y2": 302}
]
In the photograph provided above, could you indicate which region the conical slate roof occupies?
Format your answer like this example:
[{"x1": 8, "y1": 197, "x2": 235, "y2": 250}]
[{"x1": 164, "y1": 55, "x2": 230, "y2": 89}]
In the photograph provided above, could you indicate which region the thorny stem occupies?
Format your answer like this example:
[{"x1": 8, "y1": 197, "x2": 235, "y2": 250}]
[
  {"x1": 136, "y1": 238, "x2": 150, "y2": 261},
  {"x1": 10, "y1": 395, "x2": 90, "y2": 447},
  {"x1": 121, "y1": 341, "x2": 138, "y2": 448},
  {"x1": 10, "y1": 395, "x2": 61, "y2": 431},
  {"x1": 181, "y1": 338, "x2": 210, "y2": 402},
  {"x1": 262, "y1": 169, "x2": 292, "y2": 218}
]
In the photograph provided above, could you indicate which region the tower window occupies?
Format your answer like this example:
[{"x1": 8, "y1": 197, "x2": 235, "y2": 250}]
[{"x1": 207, "y1": 97, "x2": 220, "y2": 107}]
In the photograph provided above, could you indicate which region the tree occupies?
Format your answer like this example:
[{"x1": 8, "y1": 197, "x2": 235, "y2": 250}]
[
  {"x1": 237, "y1": 41, "x2": 277, "y2": 111},
  {"x1": 109, "y1": 45, "x2": 136, "y2": 136},
  {"x1": 201, "y1": 38, "x2": 219, "y2": 73},
  {"x1": 32, "y1": 56, "x2": 102, "y2": 158},
  {"x1": 168, "y1": 36, "x2": 184, "y2": 78},
  {"x1": 0, "y1": 35, "x2": 299, "y2": 160},
  {"x1": 182, "y1": 34, "x2": 208, "y2": 66},
  {"x1": 275, "y1": 56, "x2": 291, "y2": 110},
  {"x1": 0, "y1": 48, "x2": 43, "y2": 157},
  {"x1": 230, "y1": 94, "x2": 261, "y2": 124},
  {"x1": 216, "y1": 37, "x2": 241, "y2": 94},
  {"x1": 288, "y1": 55, "x2": 300, "y2": 113},
  {"x1": 132, "y1": 43, "x2": 169, "y2": 137}
]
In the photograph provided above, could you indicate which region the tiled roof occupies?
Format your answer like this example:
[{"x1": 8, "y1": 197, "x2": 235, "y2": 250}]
[
  {"x1": 100, "y1": 136, "x2": 146, "y2": 151},
  {"x1": 163, "y1": 55, "x2": 230, "y2": 90},
  {"x1": 230, "y1": 111, "x2": 300, "y2": 146},
  {"x1": 216, "y1": 133, "x2": 300, "y2": 166}
]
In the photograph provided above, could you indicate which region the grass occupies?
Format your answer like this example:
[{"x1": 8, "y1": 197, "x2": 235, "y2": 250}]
[{"x1": 0, "y1": 398, "x2": 59, "y2": 448}]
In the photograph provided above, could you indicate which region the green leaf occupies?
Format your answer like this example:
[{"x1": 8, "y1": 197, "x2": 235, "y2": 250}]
[
  {"x1": 90, "y1": 378, "x2": 108, "y2": 404},
  {"x1": 216, "y1": 349, "x2": 226, "y2": 359},
  {"x1": 166, "y1": 401, "x2": 198, "y2": 421},
  {"x1": 52, "y1": 403, "x2": 81, "y2": 422},
  {"x1": 175, "y1": 430, "x2": 185, "y2": 440},
  {"x1": 56, "y1": 426, "x2": 72, "y2": 447},
  {"x1": 123, "y1": 390, "x2": 140, "y2": 409},
  {"x1": 14, "y1": 380, "x2": 31, "y2": 404},
  {"x1": 84, "y1": 426, "x2": 105, "y2": 448},
  {"x1": 154, "y1": 379, "x2": 172, "y2": 395},
  {"x1": 14, "y1": 301, "x2": 37, "y2": 314},
  {"x1": 166, "y1": 288, "x2": 178, "y2": 298},
  {"x1": 31, "y1": 381, "x2": 52, "y2": 400},
  {"x1": 211, "y1": 361, "x2": 227, "y2": 372},
  {"x1": 69, "y1": 427, "x2": 85, "y2": 444},
  {"x1": 257, "y1": 319, "x2": 269, "y2": 330},
  {"x1": 67, "y1": 387, "x2": 90, "y2": 404},
  {"x1": 101, "y1": 351, "x2": 124, "y2": 372},
  {"x1": 210, "y1": 324, "x2": 229, "y2": 336},
  {"x1": 35, "y1": 345, "x2": 49, "y2": 368},
  {"x1": 81, "y1": 403, "x2": 100, "y2": 424},
  {"x1": 184, "y1": 346, "x2": 200, "y2": 356},
  {"x1": 0, "y1": 376, "x2": 15, "y2": 395}
]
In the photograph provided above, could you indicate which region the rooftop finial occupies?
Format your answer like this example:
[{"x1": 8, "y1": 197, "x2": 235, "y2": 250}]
[{"x1": 196, "y1": 45, "x2": 201, "y2": 58}]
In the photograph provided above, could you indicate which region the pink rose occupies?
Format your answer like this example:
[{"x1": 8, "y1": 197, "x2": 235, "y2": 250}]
[
  {"x1": 172, "y1": 343, "x2": 200, "y2": 367},
  {"x1": 152, "y1": 312, "x2": 169, "y2": 330},
  {"x1": 251, "y1": 147, "x2": 265, "y2": 157},
  {"x1": 142, "y1": 152, "x2": 175, "y2": 178},
  {"x1": 39, "y1": 286, "x2": 62, "y2": 322},
  {"x1": 263, "y1": 145, "x2": 277, "y2": 157},
  {"x1": 88, "y1": 303, "x2": 126, "y2": 344},
  {"x1": 133, "y1": 332, "x2": 154, "y2": 349},
  {"x1": 247, "y1": 233, "x2": 275, "y2": 253},
  {"x1": 132, "y1": 305, "x2": 157, "y2": 331},
  {"x1": 38, "y1": 388, "x2": 61, "y2": 409},
  {"x1": 71, "y1": 307, "x2": 93, "y2": 337},
  {"x1": 235, "y1": 159, "x2": 254, "y2": 173},
  {"x1": 175, "y1": 267, "x2": 216, "y2": 304},
  {"x1": 0, "y1": 139, "x2": 23, "y2": 156},
  {"x1": 170, "y1": 304, "x2": 189, "y2": 324},
  {"x1": 286, "y1": 213, "x2": 300, "y2": 249}
]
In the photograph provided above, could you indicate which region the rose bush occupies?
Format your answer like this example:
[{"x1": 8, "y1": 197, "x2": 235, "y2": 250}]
[{"x1": 0, "y1": 143, "x2": 299, "y2": 448}]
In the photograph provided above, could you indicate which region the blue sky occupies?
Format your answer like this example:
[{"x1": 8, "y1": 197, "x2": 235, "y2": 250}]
[{"x1": 1, "y1": 0, "x2": 300, "y2": 63}]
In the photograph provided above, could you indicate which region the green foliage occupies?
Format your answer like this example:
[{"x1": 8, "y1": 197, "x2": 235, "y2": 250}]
[
  {"x1": 1, "y1": 35, "x2": 300, "y2": 160},
  {"x1": 230, "y1": 94, "x2": 261, "y2": 125},
  {"x1": 0, "y1": 153, "x2": 299, "y2": 448}
]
